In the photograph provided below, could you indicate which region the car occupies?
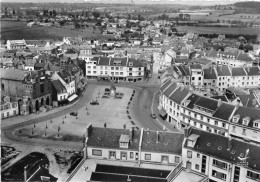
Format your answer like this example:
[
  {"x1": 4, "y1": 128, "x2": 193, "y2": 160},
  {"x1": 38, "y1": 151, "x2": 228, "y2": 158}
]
[
  {"x1": 70, "y1": 111, "x2": 78, "y2": 116},
  {"x1": 150, "y1": 114, "x2": 156, "y2": 119},
  {"x1": 90, "y1": 100, "x2": 99, "y2": 105}
]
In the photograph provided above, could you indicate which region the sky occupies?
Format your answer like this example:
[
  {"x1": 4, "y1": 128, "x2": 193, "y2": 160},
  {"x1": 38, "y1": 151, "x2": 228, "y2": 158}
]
[{"x1": 1, "y1": 0, "x2": 259, "y2": 6}]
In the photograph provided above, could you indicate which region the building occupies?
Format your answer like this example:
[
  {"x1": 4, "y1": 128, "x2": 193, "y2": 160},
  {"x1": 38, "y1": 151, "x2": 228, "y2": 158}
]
[
  {"x1": 51, "y1": 80, "x2": 68, "y2": 107},
  {"x1": 83, "y1": 123, "x2": 183, "y2": 165},
  {"x1": 190, "y1": 64, "x2": 203, "y2": 87},
  {"x1": 229, "y1": 106, "x2": 260, "y2": 145},
  {"x1": 51, "y1": 70, "x2": 77, "y2": 102},
  {"x1": 182, "y1": 127, "x2": 260, "y2": 182},
  {"x1": 0, "y1": 68, "x2": 52, "y2": 115},
  {"x1": 0, "y1": 95, "x2": 19, "y2": 119},
  {"x1": 85, "y1": 57, "x2": 145, "y2": 82},
  {"x1": 6, "y1": 40, "x2": 27, "y2": 50}
]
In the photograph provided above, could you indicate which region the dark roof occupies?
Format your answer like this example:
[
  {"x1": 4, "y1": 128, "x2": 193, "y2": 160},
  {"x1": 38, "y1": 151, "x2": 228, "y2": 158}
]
[
  {"x1": 87, "y1": 127, "x2": 141, "y2": 151},
  {"x1": 244, "y1": 66, "x2": 260, "y2": 76},
  {"x1": 233, "y1": 106, "x2": 260, "y2": 128},
  {"x1": 238, "y1": 93, "x2": 260, "y2": 109},
  {"x1": 216, "y1": 66, "x2": 231, "y2": 76},
  {"x1": 57, "y1": 70, "x2": 72, "y2": 84},
  {"x1": 95, "y1": 57, "x2": 145, "y2": 67},
  {"x1": 0, "y1": 68, "x2": 27, "y2": 81},
  {"x1": 27, "y1": 167, "x2": 58, "y2": 182},
  {"x1": 203, "y1": 68, "x2": 217, "y2": 79},
  {"x1": 190, "y1": 64, "x2": 202, "y2": 70},
  {"x1": 163, "y1": 82, "x2": 178, "y2": 97},
  {"x1": 212, "y1": 102, "x2": 236, "y2": 121},
  {"x1": 169, "y1": 86, "x2": 190, "y2": 105},
  {"x1": 160, "y1": 79, "x2": 172, "y2": 92},
  {"x1": 141, "y1": 130, "x2": 184, "y2": 154},
  {"x1": 231, "y1": 67, "x2": 247, "y2": 77},
  {"x1": 186, "y1": 94, "x2": 200, "y2": 109},
  {"x1": 211, "y1": 95, "x2": 229, "y2": 102},
  {"x1": 51, "y1": 80, "x2": 66, "y2": 93},
  {"x1": 185, "y1": 128, "x2": 260, "y2": 171},
  {"x1": 194, "y1": 96, "x2": 219, "y2": 111}
]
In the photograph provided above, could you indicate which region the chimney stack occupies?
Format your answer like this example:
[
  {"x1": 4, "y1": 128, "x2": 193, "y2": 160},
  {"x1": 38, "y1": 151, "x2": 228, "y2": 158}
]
[
  {"x1": 24, "y1": 165, "x2": 28, "y2": 182},
  {"x1": 227, "y1": 136, "x2": 232, "y2": 151},
  {"x1": 156, "y1": 131, "x2": 159, "y2": 143},
  {"x1": 129, "y1": 128, "x2": 134, "y2": 141},
  {"x1": 217, "y1": 99, "x2": 222, "y2": 107}
]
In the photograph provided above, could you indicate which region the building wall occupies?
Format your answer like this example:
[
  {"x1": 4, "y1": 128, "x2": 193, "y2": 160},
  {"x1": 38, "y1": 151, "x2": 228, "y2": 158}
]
[
  {"x1": 0, "y1": 102, "x2": 19, "y2": 119},
  {"x1": 140, "y1": 151, "x2": 181, "y2": 164},
  {"x1": 1, "y1": 79, "x2": 24, "y2": 98}
]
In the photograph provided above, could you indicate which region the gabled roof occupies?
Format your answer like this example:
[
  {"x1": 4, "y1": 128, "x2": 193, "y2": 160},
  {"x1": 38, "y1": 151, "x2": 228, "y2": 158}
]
[
  {"x1": 233, "y1": 106, "x2": 260, "y2": 128},
  {"x1": 244, "y1": 66, "x2": 260, "y2": 76},
  {"x1": 87, "y1": 127, "x2": 141, "y2": 151},
  {"x1": 141, "y1": 130, "x2": 184, "y2": 154},
  {"x1": 0, "y1": 68, "x2": 27, "y2": 81},
  {"x1": 51, "y1": 80, "x2": 66, "y2": 93},
  {"x1": 160, "y1": 79, "x2": 172, "y2": 92},
  {"x1": 162, "y1": 82, "x2": 178, "y2": 97},
  {"x1": 169, "y1": 86, "x2": 190, "y2": 105},
  {"x1": 231, "y1": 67, "x2": 247, "y2": 77},
  {"x1": 216, "y1": 66, "x2": 231, "y2": 76},
  {"x1": 186, "y1": 94, "x2": 201, "y2": 109},
  {"x1": 212, "y1": 102, "x2": 236, "y2": 121},
  {"x1": 203, "y1": 68, "x2": 217, "y2": 79},
  {"x1": 194, "y1": 96, "x2": 219, "y2": 111},
  {"x1": 238, "y1": 93, "x2": 260, "y2": 109},
  {"x1": 184, "y1": 128, "x2": 260, "y2": 171}
]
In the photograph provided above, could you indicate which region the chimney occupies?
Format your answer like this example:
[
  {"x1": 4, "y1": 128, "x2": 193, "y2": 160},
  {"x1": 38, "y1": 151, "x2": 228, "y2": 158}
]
[
  {"x1": 217, "y1": 99, "x2": 222, "y2": 107},
  {"x1": 104, "y1": 122, "x2": 107, "y2": 128},
  {"x1": 184, "y1": 125, "x2": 191, "y2": 138},
  {"x1": 227, "y1": 136, "x2": 232, "y2": 151},
  {"x1": 86, "y1": 123, "x2": 92, "y2": 137},
  {"x1": 24, "y1": 165, "x2": 28, "y2": 182},
  {"x1": 156, "y1": 131, "x2": 159, "y2": 143},
  {"x1": 129, "y1": 128, "x2": 134, "y2": 141}
]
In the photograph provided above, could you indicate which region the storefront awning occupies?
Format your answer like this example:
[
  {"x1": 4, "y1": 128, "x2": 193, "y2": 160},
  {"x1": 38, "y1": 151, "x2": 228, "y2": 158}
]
[
  {"x1": 159, "y1": 109, "x2": 167, "y2": 118},
  {"x1": 68, "y1": 94, "x2": 78, "y2": 102}
]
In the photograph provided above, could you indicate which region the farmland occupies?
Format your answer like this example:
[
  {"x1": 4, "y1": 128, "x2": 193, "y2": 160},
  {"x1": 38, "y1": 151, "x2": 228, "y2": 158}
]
[
  {"x1": 176, "y1": 26, "x2": 260, "y2": 35},
  {"x1": 0, "y1": 21, "x2": 113, "y2": 41}
]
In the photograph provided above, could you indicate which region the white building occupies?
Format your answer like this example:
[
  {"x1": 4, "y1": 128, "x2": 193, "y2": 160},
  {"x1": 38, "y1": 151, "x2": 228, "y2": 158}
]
[
  {"x1": 182, "y1": 127, "x2": 260, "y2": 182},
  {"x1": 6, "y1": 40, "x2": 27, "y2": 50},
  {"x1": 85, "y1": 57, "x2": 145, "y2": 82},
  {"x1": 0, "y1": 95, "x2": 19, "y2": 119}
]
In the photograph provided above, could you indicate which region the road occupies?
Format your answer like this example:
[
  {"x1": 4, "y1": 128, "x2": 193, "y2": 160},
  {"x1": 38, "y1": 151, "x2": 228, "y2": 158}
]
[{"x1": 1, "y1": 57, "x2": 179, "y2": 151}]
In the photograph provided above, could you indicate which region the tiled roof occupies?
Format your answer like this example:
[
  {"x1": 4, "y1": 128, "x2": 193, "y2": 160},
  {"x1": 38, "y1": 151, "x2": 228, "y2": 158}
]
[
  {"x1": 0, "y1": 68, "x2": 27, "y2": 81},
  {"x1": 51, "y1": 80, "x2": 66, "y2": 93},
  {"x1": 203, "y1": 68, "x2": 217, "y2": 79},
  {"x1": 231, "y1": 67, "x2": 247, "y2": 76},
  {"x1": 185, "y1": 128, "x2": 260, "y2": 171},
  {"x1": 141, "y1": 130, "x2": 184, "y2": 154},
  {"x1": 162, "y1": 82, "x2": 178, "y2": 97},
  {"x1": 160, "y1": 79, "x2": 172, "y2": 92},
  {"x1": 233, "y1": 106, "x2": 260, "y2": 128},
  {"x1": 212, "y1": 102, "x2": 236, "y2": 121},
  {"x1": 194, "y1": 96, "x2": 219, "y2": 111},
  {"x1": 186, "y1": 94, "x2": 200, "y2": 109},
  {"x1": 244, "y1": 66, "x2": 260, "y2": 76},
  {"x1": 87, "y1": 127, "x2": 141, "y2": 151},
  {"x1": 95, "y1": 57, "x2": 145, "y2": 67},
  {"x1": 211, "y1": 95, "x2": 229, "y2": 102},
  {"x1": 190, "y1": 64, "x2": 202, "y2": 70},
  {"x1": 169, "y1": 86, "x2": 190, "y2": 105},
  {"x1": 238, "y1": 93, "x2": 260, "y2": 109},
  {"x1": 216, "y1": 66, "x2": 231, "y2": 76}
]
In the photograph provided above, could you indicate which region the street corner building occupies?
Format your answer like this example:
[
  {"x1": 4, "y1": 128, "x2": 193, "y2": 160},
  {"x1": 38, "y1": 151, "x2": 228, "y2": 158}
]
[{"x1": 0, "y1": 68, "x2": 52, "y2": 116}]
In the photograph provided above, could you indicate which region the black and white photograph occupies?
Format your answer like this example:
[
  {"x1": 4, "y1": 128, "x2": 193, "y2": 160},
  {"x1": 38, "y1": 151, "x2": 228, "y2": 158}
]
[{"x1": 1, "y1": 0, "x2": 260, "y2": 181}]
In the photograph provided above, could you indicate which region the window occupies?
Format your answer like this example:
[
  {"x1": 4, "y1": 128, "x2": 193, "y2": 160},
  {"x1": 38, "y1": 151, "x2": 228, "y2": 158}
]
[
  {"x1": 129, "y1": 68, "x2": 132, "y2": 71},
  {"x1": 116, "y1": 67, "x2": 119, "y2": 70},
  {"x1": 87, "y1": 66, "x2": 91, "y2": 69},
  {"x1": 200, "y1": 124, "x2": 203, "y2": 129},
  {"x1": 93, "y1": 71, "x2": 96, "y2": 74},
  {"x1": 192, "y1": 77, "x2": 195, "y2": 80},
  {"x1": 111, "y1": 67, "x2": 114, "y2": 70},
  {"x1": 1, "y1": 113, "x2": 4, "y2": 118},
  {"x1": 247, "y1": 170, "x2": 260, "y2": 180},
  {"x1": 187, "y1": 150, "x2": 192, "y2": 158},
  {"x1": 200, "y1": 116, "x2": 203, "y2": 120},
  {"x1": 215, "y1": 121, "x2": 218, "y2": 126},
  {"x1": 129, "y1": 73, "x2": 132, "y2": 76},
  {"x1": 197, "y1": 153, "x2": 200, "y2": 158},
  {"x1": 145, "y1": 153, "x2": 151, "y2": 160},
  {"x1": 120, "y1": 72, "x2": 123, "y2": 75},
  {"x1": 198, "y1": 77, "x2": 201, "y2": 81},
  {"x1": 130, "y1": 152, "x2": 134, "y2": 158},
  {"x1": 92, "y1": 149, "x2": 102, "y2": 156},
  {"x1": 207, "y1": 118, "x2": 210, "y2": 123},
  {"x1": 109, "y1": 151, "x2": 116, "y2": 158},
  {"x1": 194, "y1": 114, "x2": 197, "y2": 118},
  {"x1": 193, "y1": 122, "x2": 197, "y2": 127},
  {"x1": 88, "y1": 71, "x2": 91, "y2": 74},
  {"x1": 222, "y1": 123, "x2": 226, "y2": 128},
  {"x1": 93, "y1": 66, "x2": 96, "y2": 69},
  {"x1": 214, "y1": 129, "x2": 218, "y2": 134},
  {"x1": 12, "y1": 103, "x2": 16, "y2": 108},
  {"x1": 1, "y1": 83, "x2": 4, "y2": 91},
  {"x1": 195, "y1": 164, "x2": 199, "y2": 170},
  {"x1": 242, "y1": 129, "x2": 246, "y2": 135},
  {"x1": 175, "y1": 156, "x2": 180, "y2": 163},
  {"x1": 13, "y1": 110, "x2": 16, "y2": 115},
  {"x1": 232, "y1": 126, "x2": 236, "y2": 132},
  {"x1": 255, "y1": 123, "x2": 259, "y2": 127}
]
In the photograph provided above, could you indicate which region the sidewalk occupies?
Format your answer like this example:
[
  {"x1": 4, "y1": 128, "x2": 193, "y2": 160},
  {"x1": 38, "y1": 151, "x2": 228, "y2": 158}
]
[{"x1": 1, "y1": 94, "x2": 83, "y2": 129}]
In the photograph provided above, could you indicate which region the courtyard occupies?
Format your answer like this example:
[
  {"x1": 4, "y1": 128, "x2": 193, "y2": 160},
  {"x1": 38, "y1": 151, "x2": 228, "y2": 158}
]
[{"x1": 13, "y1": 85, "x2": 135, "y2": 142}]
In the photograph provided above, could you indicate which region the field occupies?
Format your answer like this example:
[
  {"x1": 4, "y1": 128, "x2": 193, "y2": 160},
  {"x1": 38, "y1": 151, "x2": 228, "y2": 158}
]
[
  {"x1": 176, "y1": 26, "x2": 260, "y2": 35},
  {"x1": 0, "y1": 21, "x2": 113, "y2": 41}
]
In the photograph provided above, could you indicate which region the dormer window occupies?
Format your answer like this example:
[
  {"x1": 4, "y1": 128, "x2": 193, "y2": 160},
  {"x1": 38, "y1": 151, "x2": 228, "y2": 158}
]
[
  {"x1": 119, "y1": 134, "x2": 130, "y2": 149},
  {"x1": 243, "y1": 117, "x2": 250, "y2": 126},
  {"x1": 187, "y1": 134, "x2": 199, "y2": 148},
  {"x1": 233, "y1": 115, "x2": 240, "y2": 123},
  {"x1": 254, "y1": 121, "x2": 260, "y2": 128}
]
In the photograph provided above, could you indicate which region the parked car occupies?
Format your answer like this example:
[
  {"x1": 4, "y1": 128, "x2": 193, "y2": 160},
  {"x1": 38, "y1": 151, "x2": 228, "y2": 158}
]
[
  {"x1": 90, "y1": 100, "x2": 99, "y2": 105},
  {"x1": 150, "y1": 114, "x2": 156, "y2": 119},
  {"x1": 70, "y1": 111, "x2": 78, "y2": 116}
]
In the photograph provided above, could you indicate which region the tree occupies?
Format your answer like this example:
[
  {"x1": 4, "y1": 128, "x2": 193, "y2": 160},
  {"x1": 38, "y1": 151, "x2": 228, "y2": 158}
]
[
  {"x1": 126, "y1": 20, "x2": 131, "y2": 28},
  {"x1": 53, "y1": 10, "x2": 57, "y2": 17},
  {"x1": 12, "y1": 9, "x2": 15, "y2": 15},
  {"x1": 128, "y1": 14, "x2": 131, "y2": 20},
  {"x1": 92, "y1": 11, "x2": 100, "y2": 19}
]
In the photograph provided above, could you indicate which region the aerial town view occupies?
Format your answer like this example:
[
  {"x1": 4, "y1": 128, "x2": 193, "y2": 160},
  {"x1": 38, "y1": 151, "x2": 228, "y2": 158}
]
[{"x1": 1, "y1": 0, "x2": 260, "y2": 181}]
